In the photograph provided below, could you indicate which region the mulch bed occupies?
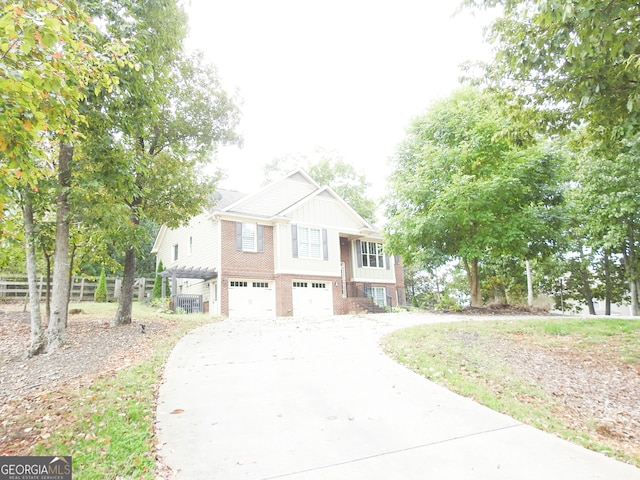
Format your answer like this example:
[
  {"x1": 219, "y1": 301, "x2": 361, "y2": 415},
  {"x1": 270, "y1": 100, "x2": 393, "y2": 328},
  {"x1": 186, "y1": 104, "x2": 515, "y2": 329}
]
[{"x1": 0, "y1": 305, "x2": 182, "y2": 456}]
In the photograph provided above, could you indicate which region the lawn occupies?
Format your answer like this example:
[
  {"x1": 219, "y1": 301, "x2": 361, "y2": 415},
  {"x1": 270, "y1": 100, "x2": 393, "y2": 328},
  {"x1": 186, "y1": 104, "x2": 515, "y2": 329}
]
[{"x1": 382, "y1": 316, "x2": 640, "y2": 467}]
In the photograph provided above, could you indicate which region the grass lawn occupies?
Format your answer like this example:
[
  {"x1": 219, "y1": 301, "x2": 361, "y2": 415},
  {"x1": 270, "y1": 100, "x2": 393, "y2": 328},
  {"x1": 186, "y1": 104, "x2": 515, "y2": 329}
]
[
  {"x1": 382, "y1": 316, "x2": 640, "y2": 467},
  {"x1": 19, "y1": 302, "x2": 215, "y2": 479}
]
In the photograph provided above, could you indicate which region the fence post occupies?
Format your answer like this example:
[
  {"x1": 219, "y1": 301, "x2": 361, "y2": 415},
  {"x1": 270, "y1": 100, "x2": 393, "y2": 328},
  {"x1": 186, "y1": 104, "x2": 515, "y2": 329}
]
[{"x1": 138, "y1": 278, "x2": 145, "y2": 301}]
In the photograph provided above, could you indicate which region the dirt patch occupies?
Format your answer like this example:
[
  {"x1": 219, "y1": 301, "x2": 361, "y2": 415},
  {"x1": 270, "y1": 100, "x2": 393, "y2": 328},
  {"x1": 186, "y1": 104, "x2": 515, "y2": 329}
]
[
  {"x1": 0, "y1": 304, "x2": 183, "y2": 456},
  {"x1": 493, "y1": 333, "x2": 640, "y2": 460}
]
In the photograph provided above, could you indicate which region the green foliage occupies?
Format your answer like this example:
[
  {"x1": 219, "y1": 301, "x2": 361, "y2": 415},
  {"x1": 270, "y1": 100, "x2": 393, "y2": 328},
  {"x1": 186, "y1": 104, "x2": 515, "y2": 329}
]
[
  {"x1": 461, "y1": 1, "x2": 640, "y2": 315},
  {"x1": 152, "y1": 260, "x2": 165, "y2": 299},
  {"x1": 468, "y1": 0, "x2": 640, "y2": 141},
  {"x1": 0, "y1": 0, "x2": 125, "y2": 189},
  {"x1": 384, "y1": 87, "x2": 564, "y2": 303},
  {"x1": 94, "y1": 267, "x2": 107, "y2": 302}
]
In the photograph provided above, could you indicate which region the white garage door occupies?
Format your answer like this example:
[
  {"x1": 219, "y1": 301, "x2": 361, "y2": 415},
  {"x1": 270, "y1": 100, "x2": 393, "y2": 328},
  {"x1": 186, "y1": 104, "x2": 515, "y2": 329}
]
[
  {"x1": 228, "y1": 280, "x2": 276, "y2": 318},
  {"x1": 292, "y1": 281, "x2": 333, "y2": 317}
]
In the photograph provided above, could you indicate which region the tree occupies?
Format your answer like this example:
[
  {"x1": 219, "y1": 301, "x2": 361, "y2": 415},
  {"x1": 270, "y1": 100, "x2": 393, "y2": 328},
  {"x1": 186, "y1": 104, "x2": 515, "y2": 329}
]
[
  {"x1": 263, "y1": 148, "x2": 377, "y2": 223},
  {"x1": 384, "y1": 87, "x2": 563, "y2": 306},
  {"x1": 1, "y1": 0, "x2": 125, "y2": 353},
  {"x1": 464, "y1": 0, "x2": 640, "y2": 315},
  {"x1": 77, "y1": 0, "x2": 241, "y2": 327},
  {"x1": 94, "y1": 267, "x2": 107, "y2": 302},
  {"x1": 466, "y1": 0, "x2": 640, "y2": 140},
  {"x1": 569, "y1": 136, "x2": 640, "y2": 315},
  {"x1": 152, "y1": 259, "x2": 167, "y2": 299}
]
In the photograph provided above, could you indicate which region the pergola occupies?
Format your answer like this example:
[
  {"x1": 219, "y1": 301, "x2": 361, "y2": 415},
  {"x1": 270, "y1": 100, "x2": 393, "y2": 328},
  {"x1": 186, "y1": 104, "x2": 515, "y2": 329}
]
[{"x1": 159, "y1": 266, "x2": 218, "y2": 300}]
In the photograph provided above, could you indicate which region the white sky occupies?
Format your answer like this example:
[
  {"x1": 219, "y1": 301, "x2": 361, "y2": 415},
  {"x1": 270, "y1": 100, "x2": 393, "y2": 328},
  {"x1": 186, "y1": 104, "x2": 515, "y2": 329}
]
[{"x1": 184, "y1": 0, "x2": 495, "y2": 206}]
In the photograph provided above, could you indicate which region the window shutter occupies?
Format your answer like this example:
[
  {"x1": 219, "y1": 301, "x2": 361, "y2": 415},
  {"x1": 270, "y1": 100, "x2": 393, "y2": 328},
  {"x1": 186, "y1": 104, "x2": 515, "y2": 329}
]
[
  {"x1": 322, "y1": 229, "x2": 328, "y2": 261},
  {"x1": 291, "y1": 224, "x2": 298, "y2": 258},
  {"x1": 356, "y1": 240, "x2": 362, "y2": 268},
  {"x1": 385, "y1": 254, "x2": 390, "y2": 270},
  {"x1": 257, "y1": 224, "x2": 264, "y2": 252},
  {"x1": 235, "y1": 222, "x2": 243, "y2": 251}
]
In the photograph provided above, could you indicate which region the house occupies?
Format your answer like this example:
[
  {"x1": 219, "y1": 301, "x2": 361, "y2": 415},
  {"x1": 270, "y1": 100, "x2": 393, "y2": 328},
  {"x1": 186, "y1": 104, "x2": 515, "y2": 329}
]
[{"x1": 151, "y1": 169, "x2": 406, "y2": 317}]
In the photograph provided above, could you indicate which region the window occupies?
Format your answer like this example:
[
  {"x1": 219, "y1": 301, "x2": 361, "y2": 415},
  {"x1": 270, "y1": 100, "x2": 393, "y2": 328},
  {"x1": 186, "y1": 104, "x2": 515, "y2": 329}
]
[
  {"x1": 230, "y1": 281, "x2": 248, "y2": 287},
  {"x1": 361, "y1": 241, "x2": 384, "y2": 269},
  {"x1": 293, "y1": 281, "x2": 308, "y2": 288},
  {"x1": 291, "y1": 225, "x2": 328, "y2": 260},
  {"x1": 173, "y1": 244, "x2": 179, "y2": 262},
  {"x1": 371, "y1": 287, "x2": 386, "y2": 307},
  {"x1": 312, "y1": 282, "x2": 326, "y2": 289},
  {"x1": 298, "y1": 226, "x2": 322, "y2": 259},
  {"x1": 253, "y1": 282, "x2": 269, "y2": 288},
  {"x1": 235, "y1": 222, "x2": 264, "y2": 252},
  {"x1": 242, "y1": 223, "x2": 257, "y2": 251}
]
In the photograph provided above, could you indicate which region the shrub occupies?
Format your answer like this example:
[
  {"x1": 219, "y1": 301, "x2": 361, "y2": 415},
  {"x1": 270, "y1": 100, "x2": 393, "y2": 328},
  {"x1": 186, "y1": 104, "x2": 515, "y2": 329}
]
[
  {"x1": 94, "y1": 267, "x2": 108, "y2": 303},
  {"x1": 152, "y1": 260, "x2": 169, "y2": 299}
]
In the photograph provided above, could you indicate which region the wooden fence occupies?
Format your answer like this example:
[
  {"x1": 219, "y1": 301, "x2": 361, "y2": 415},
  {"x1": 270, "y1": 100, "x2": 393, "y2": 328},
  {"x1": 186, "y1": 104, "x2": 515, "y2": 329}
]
[{"x1": 0, "y1": 274, "x2": 155, "y2": 302}]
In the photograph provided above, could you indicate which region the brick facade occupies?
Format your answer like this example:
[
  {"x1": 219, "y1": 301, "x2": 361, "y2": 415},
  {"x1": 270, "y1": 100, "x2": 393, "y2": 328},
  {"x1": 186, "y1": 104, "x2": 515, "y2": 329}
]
[{"x1": 220, "y1": 220, "x2": 275, "y2": 316}]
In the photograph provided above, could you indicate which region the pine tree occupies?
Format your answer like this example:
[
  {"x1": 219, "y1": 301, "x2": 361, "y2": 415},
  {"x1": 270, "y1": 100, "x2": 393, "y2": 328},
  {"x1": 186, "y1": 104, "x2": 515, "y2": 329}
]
[
  {"x1": 94, "y1": 267, "x2": 108, "y2": 303},
  {"x1": 152, "y1": 260, "x2": 164, "y2": 299}
]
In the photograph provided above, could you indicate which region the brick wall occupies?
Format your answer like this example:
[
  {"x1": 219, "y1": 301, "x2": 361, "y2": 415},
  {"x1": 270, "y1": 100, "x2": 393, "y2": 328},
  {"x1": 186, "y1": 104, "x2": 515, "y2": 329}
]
[
  {"x1": 220, "y1": 220, "x2": 275, "y2": 316},
  {"x1": 394, "y1": 256, "x2": 406, "y2": 306}
]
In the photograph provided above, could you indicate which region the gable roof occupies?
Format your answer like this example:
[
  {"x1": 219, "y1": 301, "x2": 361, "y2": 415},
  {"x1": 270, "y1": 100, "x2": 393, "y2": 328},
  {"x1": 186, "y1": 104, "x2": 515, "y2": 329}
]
[
  {"x1": 217, "y1": 169, "x2": 320, "y2": 219},
  {"x1": 208, "y1": 188, "x2": 249, "y2": 213}
]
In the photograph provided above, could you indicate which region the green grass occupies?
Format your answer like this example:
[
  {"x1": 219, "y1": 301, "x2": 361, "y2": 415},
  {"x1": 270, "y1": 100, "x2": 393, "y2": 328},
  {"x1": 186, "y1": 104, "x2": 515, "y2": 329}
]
[
  {"x1": 30, "y1": 302, "x2": 214, "y2": 479},
  {"x1": 383, "y1": 317, "x2": 640, "y2": 467}
]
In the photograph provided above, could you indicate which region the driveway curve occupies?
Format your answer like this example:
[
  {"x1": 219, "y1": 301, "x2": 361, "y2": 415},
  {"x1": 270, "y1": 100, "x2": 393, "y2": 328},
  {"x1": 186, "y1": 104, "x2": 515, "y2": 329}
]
[{"x1": 156, "y1": 313, "x2": 640, "y2": 479}]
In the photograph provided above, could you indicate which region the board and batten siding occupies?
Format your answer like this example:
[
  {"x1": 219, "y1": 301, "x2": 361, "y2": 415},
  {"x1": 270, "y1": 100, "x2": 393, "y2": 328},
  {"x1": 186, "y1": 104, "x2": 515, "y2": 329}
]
[
  {"x1": 288, "y1": 192, "x2": 365, "y2": 231},
  {"x1": 274, "y1": 223, "x2": 341, "y2": 277}
]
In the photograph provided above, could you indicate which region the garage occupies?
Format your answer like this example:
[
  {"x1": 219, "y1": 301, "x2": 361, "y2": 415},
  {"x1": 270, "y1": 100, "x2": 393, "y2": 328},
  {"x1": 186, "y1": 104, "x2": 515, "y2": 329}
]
[
  {"x1": 228, "y1": 279, "x2": 276, "y2": 318},
  {"x1": 292, "y1": 280, "x2": 334, "y2": 317}
]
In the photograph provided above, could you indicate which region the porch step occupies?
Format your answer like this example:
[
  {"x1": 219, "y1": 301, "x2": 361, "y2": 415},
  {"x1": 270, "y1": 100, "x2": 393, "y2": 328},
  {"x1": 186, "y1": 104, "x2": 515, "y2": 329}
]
[{"x1": 347, "y1": 296, "x2": 385, "y2": 314}]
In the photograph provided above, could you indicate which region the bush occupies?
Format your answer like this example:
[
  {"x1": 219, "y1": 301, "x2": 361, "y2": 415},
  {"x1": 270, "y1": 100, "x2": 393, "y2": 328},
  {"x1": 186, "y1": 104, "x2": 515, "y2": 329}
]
[
  {"x1": 94, "y1": 267, "x2": 108, "y2": 303},
  {"x1": 152, "y1": 260, "x2": 169, "y2": 299}
]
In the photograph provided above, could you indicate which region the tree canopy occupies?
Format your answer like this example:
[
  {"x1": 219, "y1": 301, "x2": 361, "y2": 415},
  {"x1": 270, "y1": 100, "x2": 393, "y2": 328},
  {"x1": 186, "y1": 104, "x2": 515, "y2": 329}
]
[
  {"x1": 384, "y1": 87, "x2": 563, "y2": 306},
  {"x1": 459, "y1": 0, "x2": 640, "y2": 314}
]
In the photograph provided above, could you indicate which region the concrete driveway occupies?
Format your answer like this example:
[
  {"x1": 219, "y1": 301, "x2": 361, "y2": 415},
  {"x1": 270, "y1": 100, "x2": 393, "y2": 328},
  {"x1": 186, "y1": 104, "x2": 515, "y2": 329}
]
[{"x1": 156, "y1": 313, "x2": 640, "y2": 479}]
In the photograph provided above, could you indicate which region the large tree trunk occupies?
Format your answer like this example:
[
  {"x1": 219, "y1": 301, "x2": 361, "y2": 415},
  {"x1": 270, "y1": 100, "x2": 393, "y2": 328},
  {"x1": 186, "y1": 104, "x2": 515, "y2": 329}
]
[
  {"x1": 23, "y1": 194, "x2": 45, "y2": 357},
  {"x1": 45, "y1": 142, "x2": 74, "y2": 353},
  {"x1": 580, "y1": 267, "x2": 596, "y2": 315},
  {"x1": 463, "y1": 257, "x2": 482, "y2": 307},
  {"x1": 112, "y1": 247, "x2": 136, "y2": 326}
]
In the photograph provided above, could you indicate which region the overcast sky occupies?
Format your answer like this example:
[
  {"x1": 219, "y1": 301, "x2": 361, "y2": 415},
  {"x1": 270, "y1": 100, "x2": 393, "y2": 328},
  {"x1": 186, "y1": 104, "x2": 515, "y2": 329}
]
[{"x1": 184, "y1": 1, "x2": 495, "y2": 203}]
